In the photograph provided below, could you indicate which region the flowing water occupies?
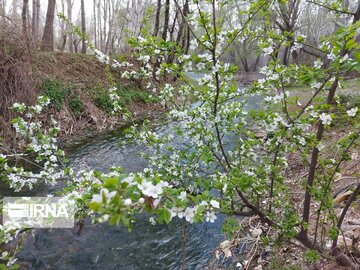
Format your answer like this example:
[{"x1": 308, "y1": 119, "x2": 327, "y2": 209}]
[
  {"x1": 12, "y1": 74, "x2": 262, "y2": 269},
  {"x1": 16, "y1": 119, "x2": 226, "y2": 270}
]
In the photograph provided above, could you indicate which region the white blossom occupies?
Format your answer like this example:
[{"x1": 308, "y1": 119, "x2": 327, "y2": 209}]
[
  {"x1": 314, "y1": 59, "x2": 323, "y2": 68},
  {"x1": 138, "y1": 198, "x2": 145, "y2": 204},
  {"x1": 347, "y1": 107, "x2": 358, "y2": 117},
  {"x1": 210, "y1": 199, "x2": 220, "y2": 208},
  {"x1": 178, "y1": 191, "x2": 187, "y2": 201},
  {"x1": 184, "y1": 207, "x2": 195, "y2": 223},
  {"x1": 263, "y1": 45, "x2": 273, "y2": 55},
  {"x1": 92, "y1": 188, "x2": 117, "y2": 203},
  {"x1": 124, "y1": 198, "x2": 132, "y2": 206},
  {"x1": 149, "y1": 217, "x2": 156, "y2": 225},
  {"x1": 310, "y1": 81, "x2": 321, "y2": 89},
  {"x1": 327, "y1": 53, "x2": 336, "y2": 60},
  {"x1": 205, "y1": 211, "x2": 217, "y2": 222},
  {"x1": 319, "y1": 113, "x2": 332, "y2": 126}
]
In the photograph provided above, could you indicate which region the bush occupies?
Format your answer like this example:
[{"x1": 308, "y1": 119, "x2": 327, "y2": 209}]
[
  {"x1": 68, "y1": 94, "x2": 85, "y2": 118},
  {"x1": 41, "y1": 79, "x2": 69, "y2": 111},
  {"x1": 116, "y1": 85, "x2": 153, "y2": 105},
  {"x1": 93, "y1": 88, "x2": 114, "y2": 114},
  {"x1": 337, "y1": 93, "x2": 360, "y2": 109},
  {"x1": 92, "y1": 84, "x2": 156, "y2": 114}
]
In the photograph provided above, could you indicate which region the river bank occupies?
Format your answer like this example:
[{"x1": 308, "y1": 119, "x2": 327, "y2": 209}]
[{"x1": 0, "y1": 51, "x2": 167, "y2": 151}]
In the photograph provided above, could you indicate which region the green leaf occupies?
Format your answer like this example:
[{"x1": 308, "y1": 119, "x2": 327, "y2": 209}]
[
  {"x1": 157, "y1": 208, "x2": 171, "y2": 224},
  {"x1": 88, "y1": 201, "x2": 101, "y2": 212},
  {"x1": 103, "y1": 177, "x2": 119, "y2": 190}
]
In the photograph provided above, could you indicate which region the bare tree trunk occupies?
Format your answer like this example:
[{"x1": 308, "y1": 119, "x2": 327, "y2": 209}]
[
  {"x1": 93, "y1": 0, "x2": 97, "y2": 48},
  {"x1": 153, "y1": 0, "x2": 161, "y2": 37},
  {"x1": 282, "y1": 46, "x2": 289, "y2": 66},
  {"x1": 169, "y1": 7, "x2": 178, "y2": 42},
  {"x1": 59, "y1": 0, "x2": 66, "y2": 51},
  {"x1": 176, "y1": 0, "x2": 188, "y2": 46},
  {"x1": 31, "y1": 0, "x2": 37, "y2": 47},
  {"x1": 184, "y1": 25, "x2": 190, "y2": 54},
  {"x1": 35, "y1": 0, "x2": 40, "y2": 46},
  {"x1": 105, "y1": 0, "x2": 112, "y2": 53},
  {"x1": 12, "y1": 0, "x2": 17, "y2": 18},
  {"x1": 22, "y1": 0, "x2": 29, "y2": 47},
  {"x1": 66, "y1": 0, "x2": 73, "y2": 52},
  {"x1": 41, "y1": 0, "x2": 56, "y2": 51},
  {"x1": 102, "y1": 0, "x2": 107, "y2": 51},
  {"x1": 0, "y1": 0, "x2": 5, "y2": 49},
  {"x1": 241, "y1": 58, "x2": 250, "y2": 72},
  {"x1": 98, "y1": 1, "x2": 102, "y2": 50},
  {"x1": 252, "y1": 55, "x2": 260, "y2": 71},
  {"x1": 274, "y1": 0, "x2": 300, "y2": 65},
  {"x1": 80, "y1": 0, "x2": 86, "y2": 53},
  {"x1": 162, "y1": 0, "x2": 170, "y2": 40},
  {"x1": 73, "y1": 37, "x2": 79, "y2": 53},
  {"x1": 0, "y1": 0, "x2": 3, "y2": 32},
  {"x1": 31, "y1": 0, "x2": 40, "y2": 48}
]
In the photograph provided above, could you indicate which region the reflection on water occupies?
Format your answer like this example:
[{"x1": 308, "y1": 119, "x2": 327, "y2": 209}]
[
  {"x1": 18, "y1": 114, "x2": 226, "y2": 270},
  {"x1": 16, "y1": 74, "x2": 263, "y2": 269},
  {"x1": 18, "y1": 217, "x2": 224, "y2": 270}
]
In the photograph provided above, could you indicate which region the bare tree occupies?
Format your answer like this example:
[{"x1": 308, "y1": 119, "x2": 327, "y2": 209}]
[
  {"x1": 162, "y1": 0, "x2": 170, "y2": 40},
  {"x1": 98, "y1": 0, "x2": 103, "y2": 50},
  {"x1": 31, "y1": 0, "x2": 40, "y2": 47},
  {"x1": 40, "y1": 0, "x2": 56, "y2": 51},
  {"x1": 153, "y1": 0, "x2": 161, "y2": 37},
  {"x1": 93, "y1": 0, "x2": 97, "y2": 48},
  {"x1": 21, "y1": 0, "x2": 29, "y2": 40},
  {"x1": 11, "y1": 0, "x2": 18, "y2": 18},
  {"x1": 80, "y1": 0, "x2": 86, "y2": 53},
  {"x1": 66, "y1": 0, "x2": 73, "y2": 52},
  {"x1": 59, "y1": 0, "x2": 66, "y2": 51},
  {"x1": 0, "y1": 0, "x2": 3, "y2": 29},
  {"x1": 274, "y1": 0, "x2": 301, "y2": 65}
]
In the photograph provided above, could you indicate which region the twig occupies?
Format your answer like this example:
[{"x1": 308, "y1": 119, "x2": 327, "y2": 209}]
[{"x1": 306, "y1": 0, "x2": 355, "y2": 16}]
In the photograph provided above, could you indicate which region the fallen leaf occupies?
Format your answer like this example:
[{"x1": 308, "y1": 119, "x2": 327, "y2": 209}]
[{"x1": 334, "y1": 190, "x2": 353, "y2": 203}]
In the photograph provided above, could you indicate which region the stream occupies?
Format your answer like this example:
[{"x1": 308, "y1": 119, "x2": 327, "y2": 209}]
[
  {"x1": 11, "y1": 73, "x2": 262, "y2": 270},
  {"x1": 16, "y1": 118, "x2": 226, "y2": 270}
]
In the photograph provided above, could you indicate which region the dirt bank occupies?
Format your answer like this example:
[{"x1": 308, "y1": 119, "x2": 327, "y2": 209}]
[{"x1": 0, "y1": 51, "x2": 165, "y2": 150}]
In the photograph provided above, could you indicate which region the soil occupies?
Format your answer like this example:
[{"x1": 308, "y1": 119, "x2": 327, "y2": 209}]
[{"x1": 0, "y1": 51, "x2": 166, "y2": 150}]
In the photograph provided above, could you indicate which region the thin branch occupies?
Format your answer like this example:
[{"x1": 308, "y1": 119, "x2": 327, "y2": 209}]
[
  {"x1": 306, "y1": 0, "x2": 355, "y2": 16},
  {"x1": 333, "y1": 180, "x2": 360, "y2": 248}
]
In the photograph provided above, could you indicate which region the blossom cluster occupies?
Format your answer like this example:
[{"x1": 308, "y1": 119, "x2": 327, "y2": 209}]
[{"x1": 1, "y1": 96, "x2": 66, "y2": 191}]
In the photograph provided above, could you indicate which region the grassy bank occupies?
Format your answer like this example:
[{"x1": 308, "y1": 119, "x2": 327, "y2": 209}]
[{"x1": 0, "y1": 51, "x2": 164, "y2": 149}]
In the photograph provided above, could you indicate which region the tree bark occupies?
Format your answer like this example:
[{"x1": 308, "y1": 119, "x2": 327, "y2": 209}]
[
  {"x1": 59, "y1": 0, "x2": 66, "y2": 51},
  {"x1": 93, "y1": 0, "x2": 97, "y2": 48},
  {"x1": 0, "y1": 0, "x2": 3, "y2": 39},
  {"x1": 162, "y1": 0, "x2": 170, "y2": 40},
  {"x1": 31, "y1": 0, "x2": 40, "y2": 47},
  {"x1": 21, "y1": 0, "x2": 29, "y2": 47},
  {"x1": 35, "y1": 0, "x2": 40, "y2": 46},
  {"x1": 40, "y1": 0, "x2": 56, "y2": 51},
  {"x1": 153, "y1": 0, "x2": 161, "y2": 37},
  {"x1": 66, "y1": 0, "x2": 73, "y2": 52},
  {"x1": 11, "y1": 0, "x2": 17, "y2": 18},
  {"x1": 80, "y1": 0, "x2": 86, "y2": 53},
  {"x1": 176, "y1": 0, "x2": 189, "y2": 47}
]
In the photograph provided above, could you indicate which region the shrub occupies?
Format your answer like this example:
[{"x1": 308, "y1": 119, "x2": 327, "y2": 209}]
[
  {"x1": 92, "y1": 84, "x2": 156, "y2": 114},
  {"x1": 41, "y1": 79, "x2": 69, "y2": 111},
  {"x1": 93, "y1": 88, "x2": 114, "y2": 114},
  {"x1": 68, "y1": 94, "x2": 85, "y2": 118}
]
